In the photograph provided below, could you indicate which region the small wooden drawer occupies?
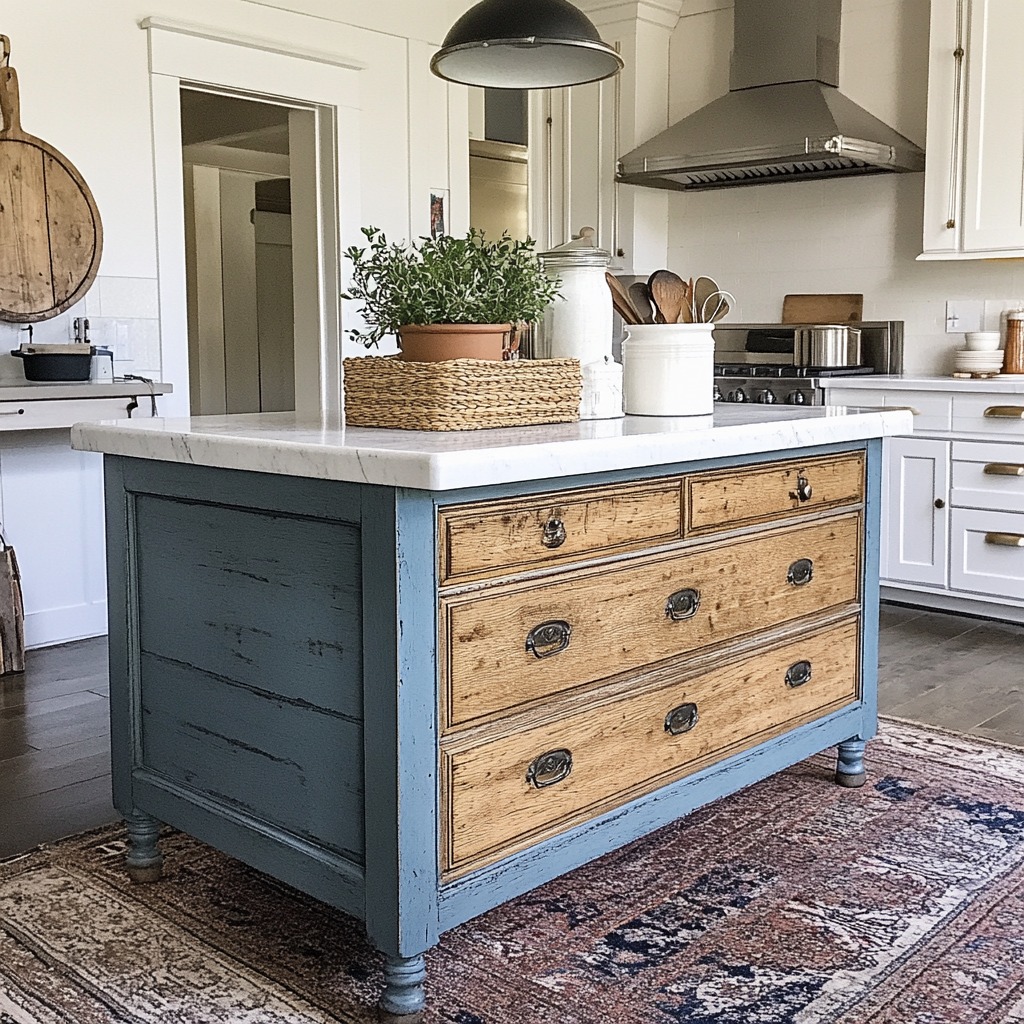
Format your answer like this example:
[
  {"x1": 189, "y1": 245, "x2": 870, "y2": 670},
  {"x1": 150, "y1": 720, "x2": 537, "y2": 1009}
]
[
  {"x1": 441, "y1": 513, "x2": 861, "y2": 730},
  {"x1": 951, "y1": 439, "x2": 1024, "y2": 514},
  {"x1": 686, "y1": 452, "x2": 865, "y2": 535},
  {"x1": 950, "y1": 507, "x2": 1024, "y2": 600},
  {"x1": 441, "y1": 617, "x2": 860, "y2": 877},
  {"x1": 952, "y1": 395, "x2": 1024, "y2": 438},
  {"x1": 438, "y1": 478, "x2": 683, "y2": 585}
]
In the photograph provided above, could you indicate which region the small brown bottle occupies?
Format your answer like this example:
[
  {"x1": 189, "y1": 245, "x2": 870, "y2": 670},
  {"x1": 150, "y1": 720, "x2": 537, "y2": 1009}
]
[{"x1": 1004, "y1": 311, "x2": 1024, "y2": 374}]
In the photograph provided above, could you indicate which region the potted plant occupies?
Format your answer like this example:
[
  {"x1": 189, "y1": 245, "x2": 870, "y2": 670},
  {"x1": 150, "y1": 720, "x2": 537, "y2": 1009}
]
[{"x1": 342, "y1": 227, "x2": 560, "y2": 362}]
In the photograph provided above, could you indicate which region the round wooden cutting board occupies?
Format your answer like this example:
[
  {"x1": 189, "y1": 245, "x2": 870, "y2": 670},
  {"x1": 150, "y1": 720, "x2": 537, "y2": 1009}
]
[{"x1": 0, "y1": 37, "x2": 103, "y2": 323}]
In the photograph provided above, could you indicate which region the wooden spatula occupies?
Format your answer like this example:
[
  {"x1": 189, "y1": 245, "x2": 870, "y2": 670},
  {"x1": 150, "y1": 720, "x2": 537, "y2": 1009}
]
[
  {"x1": 605, "y1": 272, "x2": 641, "y2": 324},
  {"x1": 648, "y1": 270, "x2": 688, "y2": 326},
  {"x1": 628, "y1": 281, "x2": 655, "y2": 324}
]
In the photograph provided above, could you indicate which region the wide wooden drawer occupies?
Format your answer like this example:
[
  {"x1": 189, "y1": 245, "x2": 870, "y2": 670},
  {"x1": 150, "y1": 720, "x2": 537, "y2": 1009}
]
[
  {"x1": 439, "y1": 478, "x2": 683, "y2": 585},
  {"x1": 442, "y1": 617, "x2": 860, "y2": 877},
  {"x1": 951, "y1": 439, "x2": 1024, "y2": 514},
  {"x1": 950, "y1": 507, "x2": 1024, "y2": 600},
  {"x1": 686, "y1": 452, "x2": 865, "y2": 535},
  {"x1": 441, "y1": 513, "x2": 861, "y2": 729},
  {"x1": 952, "y1": 395, "x2": 1024, "y2": 437}
]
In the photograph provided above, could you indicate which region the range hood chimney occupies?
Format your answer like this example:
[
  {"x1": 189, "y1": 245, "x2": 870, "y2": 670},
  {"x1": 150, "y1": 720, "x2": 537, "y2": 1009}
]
[{"x1": 617, "y1": 0, "x2": 925, "y2": 192}]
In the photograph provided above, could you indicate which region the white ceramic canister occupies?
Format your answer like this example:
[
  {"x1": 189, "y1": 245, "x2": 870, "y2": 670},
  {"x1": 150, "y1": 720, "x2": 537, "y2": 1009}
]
[
  {"x1": 580, "y1": 356, "x2": 624, "y2": 419},
  {"x1": 622, "y1": 323, "x2": 715, "y2": 416},
  {"x1": 537, "y1": 231, "x2": 613, "y2": 365}
]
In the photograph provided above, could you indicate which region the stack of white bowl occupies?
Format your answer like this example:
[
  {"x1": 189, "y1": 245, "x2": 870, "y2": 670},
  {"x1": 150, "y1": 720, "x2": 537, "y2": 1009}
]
[{"x1": 954, "y1": 331, "x2": 1003, "y2": 375}]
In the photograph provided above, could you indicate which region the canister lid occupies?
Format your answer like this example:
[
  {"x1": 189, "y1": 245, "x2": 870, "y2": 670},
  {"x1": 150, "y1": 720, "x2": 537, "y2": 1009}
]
[{"x1": 540, "y1": 226, "x2": 610, "y2": 268}]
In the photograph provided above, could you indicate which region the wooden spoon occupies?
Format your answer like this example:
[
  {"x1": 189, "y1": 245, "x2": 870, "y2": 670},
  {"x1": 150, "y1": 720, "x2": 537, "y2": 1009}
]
[
  {"x1": 691, "y1": 276, "x2": 721, "y2": 323},
  {"x1": 627, "y1": 282, "x2": 655, "y2": 324},
  {"x1": 647, "y1": 270, "x2": 688, "y2": 326},
  {"x1": 605, "y1": 272, "x2": 641, "y2": 324}
]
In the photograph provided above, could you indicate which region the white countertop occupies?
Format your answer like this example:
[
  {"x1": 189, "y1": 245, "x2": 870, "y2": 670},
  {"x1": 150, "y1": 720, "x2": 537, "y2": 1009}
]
[
  {"x1": 820, "y1": 374, "x2": 1024, "y2": 393},
  {"x1": 71, "y1": 405, "x2": 911, "y2": 491},
  {"x1": 0, "y1": 380, "x2": 173, "y2": 401}
]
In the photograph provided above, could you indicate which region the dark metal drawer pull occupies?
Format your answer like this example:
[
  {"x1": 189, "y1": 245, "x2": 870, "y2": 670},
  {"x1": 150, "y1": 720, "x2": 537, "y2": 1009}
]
[
  {"x1": 984, "y1": 463, "x2": 1024, "y2": 476},
  {"x1": 542, "y1": 518, "x2": 567, "y2": 548},
  {"x1": 787, "y1": 558, "x2": 814, "y2": 587},
  {"x1": 525, "y1": 620, "x2": 572, "y2": 659},
  {"x1": 790, "y1": 474, "x2": 813, "y2": 502},
  {"x1": 665, "y1": 588, "x2": 701, "y2": 621},
  {"x1": 526, "y1": 748, "x2": 573, "y2": 788},
  {"x1": 665, "y1": 702, "x2": 699, "y2": 736},
  {"x1": 984, "y1": 406, "x2": 1024, "y2": 420},
  {"x1": 985, "y1": 532, "x2": 1024, "y2": 548},
  {"x1": 785, "y1": 660, "x2": 812, "y2": 688}
]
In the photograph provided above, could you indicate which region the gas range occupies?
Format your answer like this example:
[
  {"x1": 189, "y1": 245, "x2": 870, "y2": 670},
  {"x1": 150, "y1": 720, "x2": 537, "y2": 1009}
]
[{"x1": 711, "y1": 321, "x2": 904, "y2": 406}]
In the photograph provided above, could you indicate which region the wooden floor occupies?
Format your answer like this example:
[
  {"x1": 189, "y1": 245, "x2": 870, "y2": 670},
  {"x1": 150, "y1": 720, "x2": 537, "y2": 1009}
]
[{"x1": 1, "y1": 603, "x2": 1022, "y2": 860}]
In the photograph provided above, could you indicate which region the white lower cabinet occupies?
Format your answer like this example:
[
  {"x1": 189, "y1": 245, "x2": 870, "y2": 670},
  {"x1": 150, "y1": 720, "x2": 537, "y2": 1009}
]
[
  {"x1": 884, "y1": 436, "x2": 950, "y2": 588},
  {"x1": 951, "y1": 507, "x2": 1024, "y2": 599}
]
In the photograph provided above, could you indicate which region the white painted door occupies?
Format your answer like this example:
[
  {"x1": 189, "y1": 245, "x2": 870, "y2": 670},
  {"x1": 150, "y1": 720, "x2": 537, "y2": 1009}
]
[
  {"x1": 254, "y1": 210, "x2": 296, "y2": 413},
  {"x1": 884, "y1": 436, "x2": 951, "y2": 588},
  {"x1": 962, "y1": 0, "x2": 1024, "y2": 253}
]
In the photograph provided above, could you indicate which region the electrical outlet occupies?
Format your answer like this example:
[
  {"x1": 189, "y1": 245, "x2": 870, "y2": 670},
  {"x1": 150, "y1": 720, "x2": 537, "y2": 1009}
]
[{"x1": 945, "y1": 300, "x2": 984, "y2": 333}]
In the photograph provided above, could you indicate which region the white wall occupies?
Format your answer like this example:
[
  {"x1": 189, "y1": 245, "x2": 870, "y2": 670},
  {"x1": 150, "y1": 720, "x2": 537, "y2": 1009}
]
[
  {"x1": 661, "y1": 0, "x2": 1024, "y2": 375},
  {"x1": 0, "y1": 0, "x2": 472, "y2": 380}
]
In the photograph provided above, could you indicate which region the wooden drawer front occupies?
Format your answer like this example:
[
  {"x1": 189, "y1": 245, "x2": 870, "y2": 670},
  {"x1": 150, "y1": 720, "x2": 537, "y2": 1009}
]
[
  {"x1": 442, "y1": 514, "x2": 860, "y2": 729},
  {"x1": 439, "y1": 479, "x2": 683, "y2": 584},
  {"x1": 686, "y1": 453, "x2": 865, "y2": 535},
  {"x1": 950, "y1": 507, "x2": 1024, "y2": 600},
  {"x1": 952, "y1": 439, "x2": 1024, "y2": 514},
  {"x1": 442, "y1": 618, "x2": 860, "y2": 876},
  {"x1": 952, "y1": 395, "x2": 1024, "y2": 437}
]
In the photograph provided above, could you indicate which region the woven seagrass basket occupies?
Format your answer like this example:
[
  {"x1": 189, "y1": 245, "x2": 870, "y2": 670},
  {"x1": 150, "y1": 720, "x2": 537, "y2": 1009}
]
[{"x1": 343, "y1": 356, "x2": 582, "y2": 431}]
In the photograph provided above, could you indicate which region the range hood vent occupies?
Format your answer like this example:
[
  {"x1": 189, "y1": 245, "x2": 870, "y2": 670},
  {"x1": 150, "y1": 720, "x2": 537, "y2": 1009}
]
[{"x1": 617, "y1": 0, "x2": 925, "y2": 192}]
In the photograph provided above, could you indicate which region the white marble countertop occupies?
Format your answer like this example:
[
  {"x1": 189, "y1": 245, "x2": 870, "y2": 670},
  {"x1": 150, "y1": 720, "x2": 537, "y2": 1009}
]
[
  {"x1": 71, "y1": 405, "x2": 911, "y2": 491},
  {"x1": 0, "y1": 380, "x2": 173, "y2": 401},
  {"x1": 820, "y1": 374, "x2": 1024, "y2": 393}
]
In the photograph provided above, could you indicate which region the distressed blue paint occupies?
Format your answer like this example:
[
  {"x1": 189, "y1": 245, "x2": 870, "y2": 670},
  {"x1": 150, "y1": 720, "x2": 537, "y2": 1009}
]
[
  {"x1": 124, "y1": 811, "x2": 163, "y2": 883},
  {"x1": 380, "y1": 954, "x2": 428, "y2": 1016},
  {"x1": 835, "y1": 739, "x2": 868, "y2": 787}
]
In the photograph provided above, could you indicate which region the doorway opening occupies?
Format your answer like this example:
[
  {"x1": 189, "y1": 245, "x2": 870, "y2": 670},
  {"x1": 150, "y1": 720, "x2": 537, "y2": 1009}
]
[{"x1": 180, "y1": 88, "x2": 316, "y2": 416}]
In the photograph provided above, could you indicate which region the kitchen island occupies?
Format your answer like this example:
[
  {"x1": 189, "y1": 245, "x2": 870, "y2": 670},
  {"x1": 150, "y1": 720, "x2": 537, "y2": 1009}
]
[{"x1": 72, "y1": 404, "x2": 910, "y2": 1018}]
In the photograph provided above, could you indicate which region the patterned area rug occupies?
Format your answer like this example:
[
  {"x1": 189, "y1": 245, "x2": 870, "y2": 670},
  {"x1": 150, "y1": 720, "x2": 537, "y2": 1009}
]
[{"x1": 3, "y1": 720, "x2": 1024, "y2": 1024}]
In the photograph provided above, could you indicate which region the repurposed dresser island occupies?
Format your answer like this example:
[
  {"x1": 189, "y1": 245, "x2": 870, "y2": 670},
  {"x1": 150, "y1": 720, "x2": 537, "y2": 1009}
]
[{"x1": 71, "y1": 403, "x2": 910, "y2": 1018}]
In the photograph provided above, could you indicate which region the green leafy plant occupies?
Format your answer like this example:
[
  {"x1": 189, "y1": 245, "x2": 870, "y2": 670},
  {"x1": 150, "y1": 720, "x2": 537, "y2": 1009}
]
[{"x1": 342, "y1": 227, "x2": 560, "y2": 349}]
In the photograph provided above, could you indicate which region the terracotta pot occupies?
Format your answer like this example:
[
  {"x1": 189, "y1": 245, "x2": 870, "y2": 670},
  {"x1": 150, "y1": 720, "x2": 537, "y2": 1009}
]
[{"x1": 398, "y1": 323, "x2": 513, "y2": 362}]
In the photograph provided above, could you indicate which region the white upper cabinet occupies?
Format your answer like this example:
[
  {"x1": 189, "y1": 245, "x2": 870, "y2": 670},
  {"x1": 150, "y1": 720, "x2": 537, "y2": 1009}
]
[{"x1": 921, "y1": 0, "x2": 1024, "y2": 260}]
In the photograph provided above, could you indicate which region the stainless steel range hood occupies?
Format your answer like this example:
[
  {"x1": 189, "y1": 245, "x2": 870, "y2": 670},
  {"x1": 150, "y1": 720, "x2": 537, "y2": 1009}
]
[{"x1": 617, "y1": 0, "x2": 925, "y2": 192}]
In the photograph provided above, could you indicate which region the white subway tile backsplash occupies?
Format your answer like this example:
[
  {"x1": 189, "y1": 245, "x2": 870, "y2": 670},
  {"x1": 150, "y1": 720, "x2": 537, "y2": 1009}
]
[{"x1": 97, "y1": 277, "x2": 160, "y2": 319}]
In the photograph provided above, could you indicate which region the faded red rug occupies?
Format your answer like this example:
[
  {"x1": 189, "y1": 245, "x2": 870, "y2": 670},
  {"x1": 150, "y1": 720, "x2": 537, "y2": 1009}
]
[{"x1": 2, "y1": 720, "x2": 1024, "y2": 1023}]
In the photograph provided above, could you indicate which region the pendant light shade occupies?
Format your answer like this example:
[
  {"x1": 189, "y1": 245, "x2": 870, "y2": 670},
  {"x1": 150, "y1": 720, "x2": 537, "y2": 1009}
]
[{"x1": 431, "y1": 0, "x2": 624, "y2": 90}]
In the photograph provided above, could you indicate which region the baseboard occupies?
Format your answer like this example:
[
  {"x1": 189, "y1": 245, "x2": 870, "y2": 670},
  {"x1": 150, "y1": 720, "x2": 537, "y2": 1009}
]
[
  {"x1": 24, "y1": 602, "x2": 108, "y2": 649},
  {"x1": 880, "y1": 586, "x2": 1024, "y2": 625}
]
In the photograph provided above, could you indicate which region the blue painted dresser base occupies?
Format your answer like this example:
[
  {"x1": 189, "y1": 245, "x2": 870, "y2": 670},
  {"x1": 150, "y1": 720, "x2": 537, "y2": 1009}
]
[{"x1": 102, "y1": 438, "x2": 882, "y2": 1017}]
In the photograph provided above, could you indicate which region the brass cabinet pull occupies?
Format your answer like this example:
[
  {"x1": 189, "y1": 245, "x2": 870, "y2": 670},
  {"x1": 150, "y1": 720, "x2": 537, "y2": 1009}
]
[
  {"x1": 526, "y1": 748, "x2": 573, "y2": 789},
  {"x1": 541, "y1": 517, "x2": 567, "y2": 548},
  {"x1": 664, "y1": 702, "x2": 699, "y2": 736},
  {"x1": 525, "y1": 620, "x2": 572, "y2": 659},
  {"x1": 984, "y1": 406, "x2": 1024, "y2": 420},
  {"x1": 888, "y1": 405, "x2": 921, "y2": 416},
  {"x1": 665, "y1": 588, "x2": 701, "y2": 621},
  {"x1": 785, "y1": 660, "x2": 813, "y2": 688},
  {"x1": 984, "y1": 463, "x2": 1024, "y2": 476},
  {"x1": 985, "y1": 532, "x2": 1024, "y2": 548},
  {"x1": 789, "y1": 474, "x2": 813, "y2": 502},
  {"x1": 787, "y1": 558, "x2": 814, "y2": 587}
]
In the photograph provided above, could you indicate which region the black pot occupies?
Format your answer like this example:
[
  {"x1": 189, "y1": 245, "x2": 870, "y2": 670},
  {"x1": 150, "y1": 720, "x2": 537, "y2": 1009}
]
[{"x1": 11, "y1": 348, "x2": 94, "y2": 381}]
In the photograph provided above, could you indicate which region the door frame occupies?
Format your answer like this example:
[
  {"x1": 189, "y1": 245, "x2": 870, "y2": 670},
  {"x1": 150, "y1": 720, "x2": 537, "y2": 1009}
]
[{"x1": 143, "y1": 18, "x2": 364, "y2": 419}]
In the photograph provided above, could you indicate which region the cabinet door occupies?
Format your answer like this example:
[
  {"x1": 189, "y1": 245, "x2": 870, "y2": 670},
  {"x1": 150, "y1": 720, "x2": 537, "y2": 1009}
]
[
  {"x1": 962, "y1": 0, "x2": 1024, "y2": 253},
  {"x1": 883, "y1": 437, "x2": 951, "y2": 588}
]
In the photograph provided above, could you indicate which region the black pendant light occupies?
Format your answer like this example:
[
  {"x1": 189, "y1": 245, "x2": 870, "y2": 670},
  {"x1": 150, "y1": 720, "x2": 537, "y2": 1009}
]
[{"x1": 431, "y1": 0, "x2": 624, "y2": 90}]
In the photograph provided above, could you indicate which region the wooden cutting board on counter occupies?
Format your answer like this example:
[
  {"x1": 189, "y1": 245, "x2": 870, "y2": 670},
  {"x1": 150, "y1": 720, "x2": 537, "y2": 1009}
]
[
  {"x1": 0, "y1": 36, "x2": 102, "y2": 323},
  {"x1": 782, "y1": 293, "x2": 863, "y2": 324}
]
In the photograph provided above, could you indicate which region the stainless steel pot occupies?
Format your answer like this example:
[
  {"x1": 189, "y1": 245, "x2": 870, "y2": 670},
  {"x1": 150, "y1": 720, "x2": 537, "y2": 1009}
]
[{"x1": 795, "y1": 324, "x2": 862, "y2": 367}]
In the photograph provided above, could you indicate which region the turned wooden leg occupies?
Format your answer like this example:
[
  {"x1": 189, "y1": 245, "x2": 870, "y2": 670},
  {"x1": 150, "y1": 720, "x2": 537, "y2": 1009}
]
[
  {"x1": 378, "y1": 953, "x2": 427, "y2": 1020},
  {"x1": 835, "y1": 738, "x2": 867, "y2": 788},
  {"x1": 124, "y1": 812, "x2": 164, "y2": 883}
]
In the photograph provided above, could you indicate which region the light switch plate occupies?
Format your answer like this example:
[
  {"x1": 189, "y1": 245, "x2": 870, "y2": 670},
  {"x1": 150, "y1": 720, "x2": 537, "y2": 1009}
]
[{"x1": 945, "y1": 300, "x2": 984, "y2": 333}]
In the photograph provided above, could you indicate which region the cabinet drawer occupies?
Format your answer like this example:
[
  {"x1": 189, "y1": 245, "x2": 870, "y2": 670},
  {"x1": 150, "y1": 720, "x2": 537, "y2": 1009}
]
[
  {"x1": 441, "y1": 514, "x2": 861, "y2": 729},
  {"x1": 952, "y1": 439, "x2": 1024, "y2": 513},
  {"x1": 950, "y1": 507, "x2": 1024, "y2": 600},
  {"x1": 952, "y1": 395, "x2": 1024, "y2": 437},
  {"x1": 0, "y1": 398, "x2": 138, "y2": 431},
  {"x1": 885, "y1": 391, "x2": 953, "y2": 433},
  {"x1": 442, "y1": 618, "x2": 860, "y2": 877},
  {"x1": 439, "y1": 479, "x2": 683, "y2": 584},
  {"x1": 686, "y1": 453, "x2": 865, "y2": 534}
]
